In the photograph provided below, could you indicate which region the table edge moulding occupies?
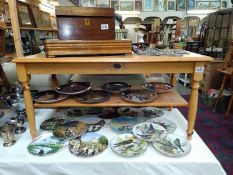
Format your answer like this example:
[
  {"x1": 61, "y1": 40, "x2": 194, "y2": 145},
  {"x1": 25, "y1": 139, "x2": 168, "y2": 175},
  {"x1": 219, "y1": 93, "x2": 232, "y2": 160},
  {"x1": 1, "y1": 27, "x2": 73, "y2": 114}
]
[{"x1": 12, "y1": 53, "x2": 212, "y2": 140}]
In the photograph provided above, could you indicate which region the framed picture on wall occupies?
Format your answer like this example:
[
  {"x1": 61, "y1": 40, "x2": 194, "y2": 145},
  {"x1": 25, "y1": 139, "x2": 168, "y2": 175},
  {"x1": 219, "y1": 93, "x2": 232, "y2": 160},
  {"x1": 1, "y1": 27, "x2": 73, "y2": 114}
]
[
  {"x1": 29, "y1": 5, "x2": 44, "y2": 28},
  {"x1": 120, "y1": 1, "x2": 134, "y2": 11},
  {"x1": 196, "y1": 1, "x2": 210, "y2": 10},
  {"x1": 41, "y1": 11, "x2": 52, "y2": 28},
  {"x1": 96, "y1": 0, "x2": 110, "y2": 7},
  {"x1": 209, "y1": 1, "x2": 220, "y2": 9},
  {"x1": 187, "y1": 0, "x2": 195, "y2": 10},
  {"x1": 111, "y1": 0, "x2": 119, "y2": 10},
  {"x1": 167, "y1": 0, "x2": 176, "y2": 11},
  {"x1": 135, "y1": 0, "x2": 142, "y2": 11},
  {"x1": 220, "y1": 0, "x2": 228, "y2": 8},
  {"x1": 143, "y1": 0, "x2": 153, "y2": 11},
  {"x1": 81, "y1": 0, "x2": 96, "y2": 7},
  {"x1": 177, "y1": 0, "x2": 186, "y2": 10},
  {"x1": 17, "y1": 2, "x2": 35, "y2": 27}
]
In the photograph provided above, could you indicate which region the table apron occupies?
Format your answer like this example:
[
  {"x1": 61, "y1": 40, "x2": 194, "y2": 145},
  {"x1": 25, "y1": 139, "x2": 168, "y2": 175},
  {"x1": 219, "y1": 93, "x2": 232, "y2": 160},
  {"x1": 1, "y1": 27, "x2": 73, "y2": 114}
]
[{"x1": 23, "y1": 62, "x2": 195, "y2": 74}]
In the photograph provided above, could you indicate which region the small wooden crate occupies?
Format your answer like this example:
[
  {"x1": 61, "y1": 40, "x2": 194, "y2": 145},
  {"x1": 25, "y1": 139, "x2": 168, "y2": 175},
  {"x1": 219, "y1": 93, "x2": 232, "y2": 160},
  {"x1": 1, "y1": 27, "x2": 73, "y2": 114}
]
[
  {"x1": 44, "y1": 39, "x2": 132, "y2": 57},
  {"x1": 55, "y1": 6, "x2": 115, "y2": 40}
]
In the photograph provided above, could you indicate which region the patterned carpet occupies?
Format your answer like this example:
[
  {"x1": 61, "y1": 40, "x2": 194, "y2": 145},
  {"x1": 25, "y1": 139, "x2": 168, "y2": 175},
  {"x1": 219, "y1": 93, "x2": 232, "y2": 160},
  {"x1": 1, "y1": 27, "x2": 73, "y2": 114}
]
[{"x1": 178, "y1": 96, "x2": 233, "y2": 175}]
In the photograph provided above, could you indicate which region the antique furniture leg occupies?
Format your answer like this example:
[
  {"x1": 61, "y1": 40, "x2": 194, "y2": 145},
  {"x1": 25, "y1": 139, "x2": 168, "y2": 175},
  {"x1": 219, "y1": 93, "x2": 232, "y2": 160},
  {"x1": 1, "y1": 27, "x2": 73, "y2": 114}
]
[
  {"x1": 225, "y1": 94, "x2": 233, "y2": 118},
  {"x1": 51, "y1": 74, "x2": 58, "y2": 89},
  {"x1": 213, "y1": 74, "x2": 228, "y2": 112},
  {"x1": 16, "y1": 64, "x2": 37, "y2": 139},
  {"x1": 187, "y1": 63, "x2": 204, "y2": 140},
  {"x1": 169, "y1": 74, "x2": 177, "y2": 111}
]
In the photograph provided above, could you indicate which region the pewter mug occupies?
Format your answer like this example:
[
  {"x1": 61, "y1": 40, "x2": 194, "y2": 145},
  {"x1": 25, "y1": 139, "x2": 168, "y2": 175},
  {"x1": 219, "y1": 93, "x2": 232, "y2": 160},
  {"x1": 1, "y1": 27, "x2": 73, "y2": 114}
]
[{"x1": 0, "y1": 124, "x2": 16, "y2": 147}]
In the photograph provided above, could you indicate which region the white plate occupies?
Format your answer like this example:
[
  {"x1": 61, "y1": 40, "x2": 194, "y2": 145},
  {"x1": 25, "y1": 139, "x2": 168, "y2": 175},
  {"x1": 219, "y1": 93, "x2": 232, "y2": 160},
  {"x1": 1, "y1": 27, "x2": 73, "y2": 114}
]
[{"x1": 147, "y1": 118, "x2": 176, "y2": 133}]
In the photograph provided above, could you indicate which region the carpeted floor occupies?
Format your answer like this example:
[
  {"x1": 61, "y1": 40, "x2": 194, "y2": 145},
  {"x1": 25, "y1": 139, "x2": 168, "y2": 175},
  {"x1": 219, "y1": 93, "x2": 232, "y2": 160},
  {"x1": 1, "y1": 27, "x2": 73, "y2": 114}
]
[{"x1": 178, "y1": 96, "x2": 233, "y2": 175}]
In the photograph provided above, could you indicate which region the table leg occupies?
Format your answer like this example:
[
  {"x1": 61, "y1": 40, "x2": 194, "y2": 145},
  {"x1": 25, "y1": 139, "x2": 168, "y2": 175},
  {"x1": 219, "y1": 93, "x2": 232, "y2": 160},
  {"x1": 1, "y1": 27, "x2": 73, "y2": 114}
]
[{"x1": 170, "y1": 74, "x2": 176, "y2": 86}]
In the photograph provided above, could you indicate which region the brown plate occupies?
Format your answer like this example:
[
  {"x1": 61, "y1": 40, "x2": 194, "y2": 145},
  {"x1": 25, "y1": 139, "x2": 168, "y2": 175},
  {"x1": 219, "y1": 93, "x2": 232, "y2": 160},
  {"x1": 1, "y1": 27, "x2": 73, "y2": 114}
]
[
  {"x1": 34, "y1": 90, "x2": 68, "y2": 103},
  {"x1": 55, "y1": 82, "x2": 91, "y2": 95},
  {"x1": 121, "y1": 89, "x2": 158, "y2": 103},
  {"x1": 76, "y1": 90, "x2": 111, "y2": 103},
  {"x1": 101, "y1": 82, "x2": 131, "y2": 93},
  {"x1": 143, "y1": 82, "x2": 174, "y2": 94}
]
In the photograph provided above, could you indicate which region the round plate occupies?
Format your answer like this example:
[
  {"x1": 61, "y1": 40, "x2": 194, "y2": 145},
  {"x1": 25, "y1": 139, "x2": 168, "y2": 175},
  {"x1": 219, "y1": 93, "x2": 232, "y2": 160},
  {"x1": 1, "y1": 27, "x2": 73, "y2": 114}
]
[
  {"x1": 76, "y1": 90, "x2": 111, "y2": 103},
  {"x1": 65, "y1": 108, "x2": 103, "y2": 118},
  {"x1": 98, "y1": 107, "x2": 119, "y2": 119},
  {"x1": 117, "y1": 107, "x2": 142, "y2": 118},
  {"x1": 152, "y1": 134, "x2": 192, "y2": 157},
  {"x1": 74, "y1": 116, "x2": 105, "y2": 132},
  {"x1": 140, "y1": 107, "x2": 164, "y2": 119},
  {"x1": 40, "y1": 117, "x2": 68, "y2": 131},
  {"x1": 132, "y1": 123, "x2": 167, "y2": 142},
  {"x1": 53, "y1": 121, "x2": 88, "y2": 139},
  {"x1": 27, "y1": 133, "x2": 64, "y2": 156},
  {"x1": 110, "y1": 116, "x2": 139, "y2": 134},
  {"x1": 143, "y1": 82, "x2": 174, "y2": 94},
  {"x1": 147, "y1": 118, "x2": 176, "y2": 134},
  {"x1": 55, "y1": 82, "x2": 91, "y2": 95},
  {"x1": 34, "y1": 90, "x2": 68, "y2": 103},
  {"x1": 69, "y1": 133, "x2": 108, "y2": 157},
  {"x1": 111, "y1": 133, "x2": 148, "y2": 157},
  {"x1": 121, "y1": 90, "x2": 158, "y2": 103},
  {"x1": 101, "y1": 82, "x2": 131, "y2": 93}
]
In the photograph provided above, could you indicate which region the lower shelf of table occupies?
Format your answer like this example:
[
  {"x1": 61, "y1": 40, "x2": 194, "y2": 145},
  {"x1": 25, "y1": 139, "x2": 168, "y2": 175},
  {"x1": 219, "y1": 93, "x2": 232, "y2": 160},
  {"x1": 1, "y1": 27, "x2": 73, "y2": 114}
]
[{"x1": 34, "y1": 90, "x2": 188, "y2": 108}]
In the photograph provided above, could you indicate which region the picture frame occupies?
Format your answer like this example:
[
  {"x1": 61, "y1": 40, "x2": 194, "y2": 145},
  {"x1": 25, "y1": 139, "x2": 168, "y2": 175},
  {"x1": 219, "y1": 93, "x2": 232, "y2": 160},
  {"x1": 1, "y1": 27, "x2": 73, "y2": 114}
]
[
  {"x1": 209, "y1": 1, "x2": 220, "y2": 9},
  {"x1": 187, "y1": 0, "x2": 195, "y2": 10},
  {"x1": 220, "y1": 0, "x2": 228, "y2": 8},
  {"x1": 120, "y1": 1, "x2": 134, "y2": 11},
  {"x1": 96, "y1": 0, "x2": 110, "y2": 7},
  {"x1": 195, "y1": 1, "x2": 210, "y2": 10},
  {"x1": 41, "y1": 11, "x2": 52, "y2": 28},
  {"x1": 188, "y1": 18, "x2": 199, "y2": 27},
  {"x1": 135, "y1": 0, "x2": 142, "y2": 11},
  {"x1": 177, "y1": 0, "x2": 186, "y2": 10},
  {"x1": 143, "y1": 0, "x2": 153, "y2": 11},
  {"x1": 111, "y1": 0, "x2": 119, "y2": 10},
  {"x1": 167, "y1": 0, "x2": 176, "y2": 11},
  {"x1": 17, "y1": 1, "x2": 35, "y2": 28},
  {"x1": 29, "y1": 5, "x2": 44, "y2": 28},
  {"x1": 81, "y1": 0, "x2": 96, "y2": 7}
]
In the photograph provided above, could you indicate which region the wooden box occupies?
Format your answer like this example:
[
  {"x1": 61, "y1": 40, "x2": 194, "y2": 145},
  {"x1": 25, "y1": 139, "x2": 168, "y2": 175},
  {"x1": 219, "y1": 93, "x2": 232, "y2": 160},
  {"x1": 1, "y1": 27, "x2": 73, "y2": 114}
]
[
  {"x1": 55, "y1": 6, "x2": 115, "y2": 40},
  {"x1": 44, "y1": 39, "x2": 132, "y2": 57}
]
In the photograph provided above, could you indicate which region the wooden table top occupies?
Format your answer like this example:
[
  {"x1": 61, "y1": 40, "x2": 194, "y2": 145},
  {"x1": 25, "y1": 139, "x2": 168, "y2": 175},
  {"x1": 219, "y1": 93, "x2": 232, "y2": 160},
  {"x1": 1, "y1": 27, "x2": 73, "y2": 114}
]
[{"x1": 12, "y1": 53, "x2": 213, "y2": 63}]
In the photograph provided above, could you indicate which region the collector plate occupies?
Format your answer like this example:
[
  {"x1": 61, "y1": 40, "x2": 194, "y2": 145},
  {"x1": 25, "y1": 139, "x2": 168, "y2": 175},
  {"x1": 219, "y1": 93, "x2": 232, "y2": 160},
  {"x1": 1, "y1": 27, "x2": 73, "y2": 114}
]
[
  {"x1": 33, "y1": 90, "x2": 68, "y2": 103},
  {"x1": 55, "y1": 82, "x2": 91, "y2": 95},
  {"x1": 121, "y1": 90, "x2": 158, "y2": 103},
  {"x1": 111, "y1": 133, "x2": 148, "y2": 157},
  {"x1": 27, "y1": 133, "x2": 64, "y2": 156},
  {"x1": 140, "y1": 107, "x2": 164, "y2": 119},
  {"x1": 143, "y1": 82, "x2": 174, "y2": 94},
  {"x1": 69, "y1": 133, "x2": 108, "y2": 157},
  {"x1": 152, "y1": 134, "x2": 191, "y2": 157},
  {"x1": 64, "y1": 108, "x2": 103, "y2": 118},
  {"x1": 117, "y1": 107, "x2": 142, "y2": 118},
  {"x1": 76, "y1": 90, "x2": 111, "y2": 103},
  {"x1": 101, "y1": 82, "x2": 131, "y2": 93},
  {"x1": 98, "y1": 107, "x2": 119, "y2": 119},
  {"x1": 40, "y1": 117, "x2": 68, "y2": 131},
  {"x1": 74, "y1": 116, "x2": 105, "y2": 132},
  {"x1": 110, "y1": 116, "x2": 139, "y2": 134},
  {"x1": 147, "y1": 118, "x2": 176, "y2": 134},
  {"x1": 53, "y1": 121, "x2": 88, "y2": 139},
  {"x1": 132, "y1": 123, "x2": 167, "y2": 142}
]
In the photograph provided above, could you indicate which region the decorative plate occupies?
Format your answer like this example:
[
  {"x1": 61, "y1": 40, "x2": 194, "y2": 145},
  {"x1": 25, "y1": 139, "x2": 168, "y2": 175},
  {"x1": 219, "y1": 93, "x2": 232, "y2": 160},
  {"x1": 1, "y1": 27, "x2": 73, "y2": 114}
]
[
  {"x1": 143, "y1": 82, "x2": 174, "y2": 94},
  {"x1": 110, "y1": 116, "x2": 139, "y2": 134},
  {"x1": 111, "y1": 133, "x2": 148, "y2": 157},
  {"x1": 74, "y1": 116, "x2": 105, "y2": 132},
  {"x1": 152, "y1": 134, "x2": 192, "y2": 157},
  {"x1": 69, "y1": 133, "x2": 108, "y2": 157},
  {"x1": 147, "y1": 118, "x2": 176, "y2": 134},
  {"x1": 33, "y1": 90, "x2": 68, "y2": 103},
  {"x1": 132, "y1": 123, "x2": 167, "y2": 142},
  {"x1": 121, "y1": 90, "x2": 158, "y2": 103},
  {"x1": 53, "y1": 121, "x2": 88, "y2": 139},
  {"x1": 140, "y1": 107, "x2": 164, "y2": 119},
  {"x1": 98, "y1": 107, "x2": 119, "y2": 119},
  {"x1": 27, "y1": 134, "x2": 64, "y2": 156},
  {"x1": 65, "y1": 108, "x2": 103, "y2": 118},
  {"x1": 40, "y1": 117, "x2": 68, "y2": 131},
  {"x1": 76, "y1": 90, "x2": 111, "y2": 103},
  {"x1": 117, "y1": 107, "x2": 142, "y2": 118},
  {"x1": 101, "y1": 82, "x2": 131, "y2": 93},
  {"x1": 55, "y1": 82, "x2": 91, "y2": 95}
]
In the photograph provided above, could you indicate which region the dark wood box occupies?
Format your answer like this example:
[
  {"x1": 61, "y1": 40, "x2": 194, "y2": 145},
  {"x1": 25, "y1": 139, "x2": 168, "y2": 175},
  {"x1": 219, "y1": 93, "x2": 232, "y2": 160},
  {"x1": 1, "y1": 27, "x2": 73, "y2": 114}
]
[{"x1": 55, "y1": 6, "x2": 115, "y2": 40}]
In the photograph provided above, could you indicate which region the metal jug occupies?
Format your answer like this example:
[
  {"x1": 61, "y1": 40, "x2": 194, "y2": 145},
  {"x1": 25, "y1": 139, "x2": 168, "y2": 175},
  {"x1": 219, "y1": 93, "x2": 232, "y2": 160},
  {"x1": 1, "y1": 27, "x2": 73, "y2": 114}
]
[{"x1": 0, "y1": 124, "x2": 16, "y2": 147}]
